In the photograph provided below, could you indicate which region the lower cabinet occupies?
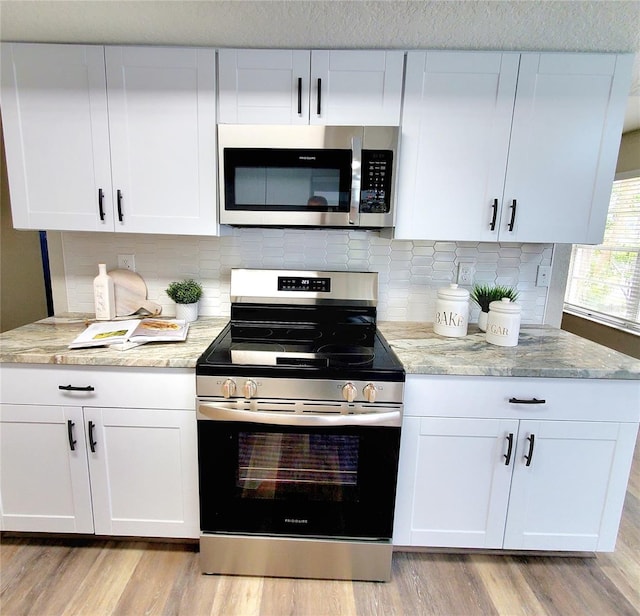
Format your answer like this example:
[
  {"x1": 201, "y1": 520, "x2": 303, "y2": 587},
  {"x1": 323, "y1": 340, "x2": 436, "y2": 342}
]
[
  {"x1": 393, "y1": 375, "x2": 640, "y2": 552},
  {"x1": 0, "y1": 365, "x2": 199, "y2": 538}
]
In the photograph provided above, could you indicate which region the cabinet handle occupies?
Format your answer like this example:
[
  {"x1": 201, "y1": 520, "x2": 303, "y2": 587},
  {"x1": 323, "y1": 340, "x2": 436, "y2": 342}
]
[
  {"x1": 489, "y1": 198, "x2": 498, "y2": 231},
  {"x1": 317, "y1": 78, "x2": 322, "y2": 115},
  {"x1": 88, "y1": 421, "x2": 97, "y2": 453},
  {"x1": 297, "y1": 77, "x2": 302, "y2": 115},
  {"x1": 504, "y1": 432, "x2": 514, "y2": 466},
  {"x1": 67, "y1": 420, "x2": 77, "y2": 451},
  {"x1": 59, "y1": 384, "x2": 95, "y2": 392},
  {"x1": 507, "y1": 199, "x2": 517, "y2": 232},
  {"x1": 524, "y1": 433, "x2": 535, "y2": 467},
  {"x1": 509, "y1": 397, "x2": 546, "y2": 405},
  {"x1": 98, "y1": 188, "x2": 105, "y2": 221},
  {"x1": 117, "y1": 189, "x2": 124, "y2": 222}
]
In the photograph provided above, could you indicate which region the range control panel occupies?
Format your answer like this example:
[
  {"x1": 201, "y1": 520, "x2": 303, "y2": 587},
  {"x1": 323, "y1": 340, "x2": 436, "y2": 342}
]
[
  {"x1": 360, "y1": 149, "x2": 393, "y2": 214},
  {"x1": 277, "y1": 276, "x2": 331, "y2": 292}
]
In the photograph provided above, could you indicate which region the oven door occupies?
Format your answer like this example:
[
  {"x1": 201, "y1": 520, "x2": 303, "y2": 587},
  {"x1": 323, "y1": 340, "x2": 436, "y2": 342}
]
[{"x1": 197, "y1": 402, "x2": 401, "y2": 540}]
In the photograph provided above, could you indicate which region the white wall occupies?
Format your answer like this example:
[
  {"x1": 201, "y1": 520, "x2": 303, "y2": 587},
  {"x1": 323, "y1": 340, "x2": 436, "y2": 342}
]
[{"x1": 59, "y1": 229, "x2": 552, "y2": 325}]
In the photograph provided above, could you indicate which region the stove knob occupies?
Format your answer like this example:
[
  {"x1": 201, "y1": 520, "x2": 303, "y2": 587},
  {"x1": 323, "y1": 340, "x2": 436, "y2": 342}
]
[
  {"x1": 363, "y1": 383, "x2": 377, "y2": 403},
  {"x1": 342, "y1": 382, "x2": 357, "y2": 403},
  {"x1": 244, "y1": 379, "x2": 258, "y2": 399},
  {"x1": 222, "y1": 379, "x2": 236, "y2": 399}
]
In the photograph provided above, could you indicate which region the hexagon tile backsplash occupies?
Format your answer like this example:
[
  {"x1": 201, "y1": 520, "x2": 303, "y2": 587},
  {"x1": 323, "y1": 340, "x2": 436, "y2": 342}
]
[{"x1": 60, "y1": 228, "x2": 552, "y2": 324}]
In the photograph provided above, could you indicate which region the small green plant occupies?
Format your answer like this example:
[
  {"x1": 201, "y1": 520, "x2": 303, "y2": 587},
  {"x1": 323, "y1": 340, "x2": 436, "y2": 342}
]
[
  {"x1": 165, "y1": 279, "x2": 203, "y2": 304},
  {"x1": 470, "y1": 284, "x2": 519, "y2": 312}
]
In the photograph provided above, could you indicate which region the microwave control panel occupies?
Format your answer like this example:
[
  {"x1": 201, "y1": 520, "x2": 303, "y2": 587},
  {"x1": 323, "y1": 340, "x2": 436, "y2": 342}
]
[{"x1": 360, "y1": 150, "x2": 393, "y2": 214}]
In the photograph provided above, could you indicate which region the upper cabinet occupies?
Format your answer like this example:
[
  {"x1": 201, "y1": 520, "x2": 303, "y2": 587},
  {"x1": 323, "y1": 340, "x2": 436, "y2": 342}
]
[
  {"x1": 218, "y1": 49, "x2": 404, "y2": 125},
  {"x1": 395, "y1": 51, "x2": 633, "y2": 244},
  {"x1": 1, "y1": 43, "x2": 218, "y2": 235}
]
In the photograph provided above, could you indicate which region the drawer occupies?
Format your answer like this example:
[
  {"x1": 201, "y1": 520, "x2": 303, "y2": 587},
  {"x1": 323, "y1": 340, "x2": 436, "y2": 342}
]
[
  {"x1": 404, "y1": 374, "x2": 640, "y2": 423},
  {"x1": 0, "y1": 364, "x2": 196, "y2": 410}
]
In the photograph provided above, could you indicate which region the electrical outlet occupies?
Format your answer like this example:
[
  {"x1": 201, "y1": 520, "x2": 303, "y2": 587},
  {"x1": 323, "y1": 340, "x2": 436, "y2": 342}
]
[
  {"x1": 536, "y1": 265, "x2": 551, "y2": 287},
  {"x1": 117, "y1": 254, "x2": 136, "y2": 272},
  {"x1": 457, "y1": 262, "x2": 475, "y2": 286}
]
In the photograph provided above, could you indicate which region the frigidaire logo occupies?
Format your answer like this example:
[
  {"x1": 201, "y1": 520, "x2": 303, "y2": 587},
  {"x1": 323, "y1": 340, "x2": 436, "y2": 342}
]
[
  {"x1": 299, "y1": 156, "x2": 316, "y2": 161},
  {"x1": 284, "y1": 518, "x2": 308, "y2": 524}
]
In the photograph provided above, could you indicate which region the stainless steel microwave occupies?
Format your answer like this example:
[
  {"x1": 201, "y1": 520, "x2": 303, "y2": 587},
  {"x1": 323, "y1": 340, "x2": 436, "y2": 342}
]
[{"x1": 218, "y1": 125, "x2": 399, "y2": 228}]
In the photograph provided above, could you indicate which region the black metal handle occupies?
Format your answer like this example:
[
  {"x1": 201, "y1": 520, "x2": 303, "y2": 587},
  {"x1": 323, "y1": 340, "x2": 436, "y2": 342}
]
[
  {"x1": 117, "y1": 189, "x2": 123, "y2": 222},
  {"x1": 509, "y1": 397, "x2": 546, "y2": 405},
  {"x1": 67, "y1": 420, "x2": 77, "y2": 451},
  {"x1": 504, "y1": 432, "x2": 514, "y2": 466},
  {"x1": 59, "y1": 384, "x2": 95, "y2": 392},
  {"x1": 88, "y1": 421, "x2": 97, "y2": 453},
  {"x1": 490, "y1": 198, "x2": 498, "y2": 231},
  {"x1": 98, "y1": 188, "x2": 105, "y2": 221},
  {"x1": 297, "y1": 77, "x2": 302, "y2": 115},
  {"x1": 317, "y1": 78, "x2": 322, "y2": 115},
  {"x1": 507, "y1": 199, "x2": 517, "y2": 232},
  {"x1": 524, "y1": 433, "x2": 535, "y2": 467}
]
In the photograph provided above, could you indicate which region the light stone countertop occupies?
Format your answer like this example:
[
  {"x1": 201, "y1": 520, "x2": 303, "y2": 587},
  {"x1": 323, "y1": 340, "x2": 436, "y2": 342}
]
[
  {"x1": 378, "y1": 322, "x2": 640, "y2": 380},
  {"x1": 1, "y1": 315, "x2": 639, "y2": 379},
  {"x1": 0, "y1": 315, "x2": 228, "y2": 368}
]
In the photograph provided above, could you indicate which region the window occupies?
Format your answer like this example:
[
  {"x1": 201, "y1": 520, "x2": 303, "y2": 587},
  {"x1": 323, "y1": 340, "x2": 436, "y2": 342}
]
[{"x1": 564, "y1": 176, "x2": 640, "y2": 334}]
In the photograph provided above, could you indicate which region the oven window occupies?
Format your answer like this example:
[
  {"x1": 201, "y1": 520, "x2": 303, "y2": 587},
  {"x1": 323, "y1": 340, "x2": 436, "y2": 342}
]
[{"x1": 237, "y1": 432, "x2": 359, "y2": 501}]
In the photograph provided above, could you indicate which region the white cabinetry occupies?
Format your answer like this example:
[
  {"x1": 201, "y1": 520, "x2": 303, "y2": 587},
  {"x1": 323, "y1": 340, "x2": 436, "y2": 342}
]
[
  {"x1": 395, "y1": 51, "x2": 633, "y2": 244},
  {"x1": 0, "y1": 365, "x2": 199, "y2": 539},
  {"x1": 393, "y1": 375, "x2": 639, "y2": 552},
  {"x1": 0, "y1": 43, "x2": 217, "y2": 235},
  {"x1": 218, "y1": 49, "x2": 404, "y2": 125}
]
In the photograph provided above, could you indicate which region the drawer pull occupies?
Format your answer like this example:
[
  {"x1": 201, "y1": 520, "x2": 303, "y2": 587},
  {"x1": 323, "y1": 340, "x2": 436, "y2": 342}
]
[
  {"x1": 504, "y1": 432, "x2": 514, "y2": 466},
  {"x1": 489, "y1": 198, "x2": 498, "y2": 231},
  {"x1": 509, "y1": 397, "x2": 545, "y2": 405},
  {"x1": 507, "y1": 199, "x2": 517, "y2": 232},
  {"x1": 59, "y1": 384, "x2": 95, "y2": 392},
  {"x1": 524, "y1": 434, "x2": 535, "y2": 467},
  {"x1": 67, "y1": 420, "x2": 77, "y2": 451},
  {"x1": 88, "y1": 421, "x2": 97, "y2": 453}
]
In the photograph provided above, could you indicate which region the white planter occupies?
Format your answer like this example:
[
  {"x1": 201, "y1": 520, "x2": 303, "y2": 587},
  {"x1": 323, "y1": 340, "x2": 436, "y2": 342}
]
[
  {"x1": 175, "y1": 302, "x2": 199, "y2": 323},
  {"x1": 478, "y1": 310, "x2": 488, "y2": 332}
]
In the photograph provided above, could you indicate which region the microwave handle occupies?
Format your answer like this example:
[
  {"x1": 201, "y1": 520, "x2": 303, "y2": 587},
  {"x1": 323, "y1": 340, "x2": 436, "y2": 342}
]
[{"x1": 349, "y1": 136, "x2": 362, "y2": 225}]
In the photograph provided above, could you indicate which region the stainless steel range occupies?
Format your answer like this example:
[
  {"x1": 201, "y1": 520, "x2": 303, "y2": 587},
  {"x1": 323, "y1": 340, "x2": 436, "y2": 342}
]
[{"x1": 196, "y1": 269, "x2": 405, "y2": 581}]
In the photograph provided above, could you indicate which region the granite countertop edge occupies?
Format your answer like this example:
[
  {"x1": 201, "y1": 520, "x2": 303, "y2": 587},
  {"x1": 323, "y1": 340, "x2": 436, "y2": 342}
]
[{"x1": 1, "y1": 316, "x2": 639, "y2": 380}]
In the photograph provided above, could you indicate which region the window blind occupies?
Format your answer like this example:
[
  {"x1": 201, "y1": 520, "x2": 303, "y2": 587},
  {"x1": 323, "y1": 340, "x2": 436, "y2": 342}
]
[{"x1": 565, "y1": 177, "x2": 640, "y2": 334}]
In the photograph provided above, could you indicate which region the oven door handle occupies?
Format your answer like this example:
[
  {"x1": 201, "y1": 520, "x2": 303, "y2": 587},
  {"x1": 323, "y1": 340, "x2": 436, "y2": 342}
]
[{"x1": 197, "y1": 403, "x2": 402, "y2": 427}]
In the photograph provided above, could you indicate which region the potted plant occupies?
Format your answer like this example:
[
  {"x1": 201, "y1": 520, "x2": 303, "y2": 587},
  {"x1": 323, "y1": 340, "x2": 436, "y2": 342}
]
[
  {"x1": 470, "y1": 284, "x2": 519, "y2": 331},
  {"x1": 165, "y1": 279, "x2": 203, "y2": 323}
]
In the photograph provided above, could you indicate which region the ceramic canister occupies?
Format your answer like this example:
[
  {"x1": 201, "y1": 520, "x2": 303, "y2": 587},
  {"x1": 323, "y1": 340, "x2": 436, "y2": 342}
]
[
  {"x1": 433, "y1": 283, "x2": 469, "y2": 337},
  {"x1": 486, "y1": 298, "x2": 522, "y2": 347}
]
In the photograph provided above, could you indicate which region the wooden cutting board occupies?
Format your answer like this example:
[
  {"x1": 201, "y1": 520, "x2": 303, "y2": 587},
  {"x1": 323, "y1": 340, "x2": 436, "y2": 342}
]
[{"x1": 108, "y1": 269, "x2": 162, "y2": 317}]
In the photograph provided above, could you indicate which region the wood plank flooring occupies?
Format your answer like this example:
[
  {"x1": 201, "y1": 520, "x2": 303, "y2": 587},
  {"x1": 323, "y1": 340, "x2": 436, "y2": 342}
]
[{"x1": 2, "y1": 434, "x2": 639, "y2": 616}]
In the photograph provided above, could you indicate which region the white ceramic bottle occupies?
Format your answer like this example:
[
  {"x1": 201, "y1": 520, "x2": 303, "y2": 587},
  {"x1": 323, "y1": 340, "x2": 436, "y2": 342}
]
[
  {"x1": 93, "y1": 263, "x2": 116, "y2": 321},
  {"x1": 433, "y1": 283, "x2": 469, "y2": 337},
  {"x1": 486, "y1": 298, "x2": 521, "y2": 346}
]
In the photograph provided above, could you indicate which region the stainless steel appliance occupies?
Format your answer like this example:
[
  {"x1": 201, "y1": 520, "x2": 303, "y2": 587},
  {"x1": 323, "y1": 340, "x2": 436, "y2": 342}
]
[
  {"x1": 218, "y1": 125, "x2": 399, "y2": 229},
  {"x1": 196, "y1": 269, "x2": 405, "y2": 581}
]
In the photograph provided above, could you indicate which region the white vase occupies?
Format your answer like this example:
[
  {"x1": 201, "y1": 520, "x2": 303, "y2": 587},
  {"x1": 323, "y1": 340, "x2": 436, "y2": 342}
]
[
  {"x1": 478, "y1": 310, "x2": 488, "y2": 332},
  {"x1": 175, "y1": 302, "x2": 199, "y2": 323}
]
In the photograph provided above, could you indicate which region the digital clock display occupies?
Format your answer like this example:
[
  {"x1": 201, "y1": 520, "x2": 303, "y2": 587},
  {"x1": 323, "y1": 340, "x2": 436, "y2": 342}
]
[{"x1": 277, "y1": 277, "x2": 331, "y2": 292}]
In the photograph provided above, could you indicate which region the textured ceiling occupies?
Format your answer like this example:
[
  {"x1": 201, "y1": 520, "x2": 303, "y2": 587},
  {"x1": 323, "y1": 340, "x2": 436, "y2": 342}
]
[{"x1": 1, "y1": 0, "x2": 639, "y2": 131}]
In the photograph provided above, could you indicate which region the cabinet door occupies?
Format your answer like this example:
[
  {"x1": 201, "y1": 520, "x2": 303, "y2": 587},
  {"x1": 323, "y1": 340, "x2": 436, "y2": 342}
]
[
  {"x1": 393, "y1": 416, "x2": 519, "y2": 548},
  {"x1": 0, "y1": 404, "x2": 94, "y2": 533},
  {"x1": 502, "y1": 53, "x2": 633, "y2": 243},
  {"x1": 310, "y1": 50, "x2": 404, "y2": 126},
  {"x1": 395, "y1": 51, "x2": 518, "y2": 241},
  {"x1": 0, "y1": 43, "x2": 113, "y2": 231},
  {"x1": 105, "y1": 46, "x2": 218, "y2": 235},
  {"x1": 85, "y1": 407, "x2": 199, "y2": 538},
  {"x1": 504, "y1": 420, "x2": 639, "y2": 551},
  {"x1": 218, "y1": 49, "x2": 311, "y2": 124}
]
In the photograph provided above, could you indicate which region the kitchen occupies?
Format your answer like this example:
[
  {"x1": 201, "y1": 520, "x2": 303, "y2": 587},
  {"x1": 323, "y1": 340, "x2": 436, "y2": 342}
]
[{"x1": 1, "y1": 1, "x2": 640, "y2": 614}]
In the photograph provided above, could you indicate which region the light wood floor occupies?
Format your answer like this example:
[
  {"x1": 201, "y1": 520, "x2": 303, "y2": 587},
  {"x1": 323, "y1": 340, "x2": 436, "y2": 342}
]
[{"x1": 2, "y1": 435, "x2": 639, "y2": 616}]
